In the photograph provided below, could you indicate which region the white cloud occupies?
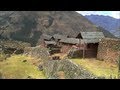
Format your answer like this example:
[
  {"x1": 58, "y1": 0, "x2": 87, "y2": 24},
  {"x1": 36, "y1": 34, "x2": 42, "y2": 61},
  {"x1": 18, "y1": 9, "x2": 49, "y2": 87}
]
[
  {"x1": 76, "y1": 11, "x2": 99, "y2": 15},
  {"x1": 111, "y1": 11, "x2": 120, "y2": 19},
  {"x1": 76, "y1": 11, "x2": 120, "y2": 19}
]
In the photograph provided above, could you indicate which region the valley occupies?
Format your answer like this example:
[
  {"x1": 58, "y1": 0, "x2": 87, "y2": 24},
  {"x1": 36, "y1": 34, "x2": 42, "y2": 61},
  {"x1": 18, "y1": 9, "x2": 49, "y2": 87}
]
[{"x1": 0, "y1": 11, "x2": 120, "y2": 79}]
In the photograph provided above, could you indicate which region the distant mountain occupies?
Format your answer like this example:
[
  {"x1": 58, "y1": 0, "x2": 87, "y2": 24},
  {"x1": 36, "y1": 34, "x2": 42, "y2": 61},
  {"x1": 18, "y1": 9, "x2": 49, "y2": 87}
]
[
  {"x1": 0, "y1": 11, "x2": 115, "y2": 46},
  {"x1": 85, "y1": 15, "x2": 120, "y2": 38}
]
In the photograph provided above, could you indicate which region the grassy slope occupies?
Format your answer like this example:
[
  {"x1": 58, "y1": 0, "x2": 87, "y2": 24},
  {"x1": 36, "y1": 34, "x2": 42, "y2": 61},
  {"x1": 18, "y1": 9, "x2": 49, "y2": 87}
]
[
  {"x1": 0, "y1": 55, "x2": 46, "y2": 79},
  {"x1": 70, "y1": 58, "x2": 118, "y2": 79}
]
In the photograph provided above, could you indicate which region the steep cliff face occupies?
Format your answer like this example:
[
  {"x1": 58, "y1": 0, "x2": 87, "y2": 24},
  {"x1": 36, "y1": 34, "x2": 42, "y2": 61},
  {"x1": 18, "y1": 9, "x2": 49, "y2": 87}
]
[{"x1": 0, "y1": 11, "x2": 114, "y2": 46}]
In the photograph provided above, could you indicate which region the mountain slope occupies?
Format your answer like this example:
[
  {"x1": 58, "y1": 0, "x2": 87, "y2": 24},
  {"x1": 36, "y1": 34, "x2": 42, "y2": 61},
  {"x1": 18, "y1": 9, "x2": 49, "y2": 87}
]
[
  {"x1": 0, "y1": 11, "x2": 115, "y2": 46},
  {"x1": 85, "y1": 15, "x2": 120, "y2": 38}
]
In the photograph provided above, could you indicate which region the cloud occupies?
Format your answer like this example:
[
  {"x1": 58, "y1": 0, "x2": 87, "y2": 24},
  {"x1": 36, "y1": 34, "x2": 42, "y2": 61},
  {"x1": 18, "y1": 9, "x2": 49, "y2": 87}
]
[
  {"x1": 76, "y1": 11, "x2": 120, "y2": 19},
  {"x1": 111, "y1": 11, "x2": 120, "y2": 19}
]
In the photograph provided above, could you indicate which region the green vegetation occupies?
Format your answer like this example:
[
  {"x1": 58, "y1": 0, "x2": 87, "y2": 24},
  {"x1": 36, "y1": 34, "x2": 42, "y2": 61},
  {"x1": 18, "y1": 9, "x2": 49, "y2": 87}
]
[
  {"x1": 0, "y1": 54, "x2": 46, "y2": 79},
  {"x1": 70, "y1": 58, "x2": 118, "y2": 79}
]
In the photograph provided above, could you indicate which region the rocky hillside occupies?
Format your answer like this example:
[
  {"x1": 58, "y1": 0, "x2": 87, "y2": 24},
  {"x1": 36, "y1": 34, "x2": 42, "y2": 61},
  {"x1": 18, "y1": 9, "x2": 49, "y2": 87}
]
[
  {"x1": 85, "y1": 15, "x2": 120, "y2": 38},
  {"x1": 0, "y1": 11, "x2": 115, "y2": 46}
]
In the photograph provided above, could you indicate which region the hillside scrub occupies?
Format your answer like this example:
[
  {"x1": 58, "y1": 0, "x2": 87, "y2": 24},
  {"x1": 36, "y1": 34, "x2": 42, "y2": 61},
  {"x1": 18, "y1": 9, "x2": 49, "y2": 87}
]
[{"x1": 0, "y1": 11, "x2": 114, "y2": 46}]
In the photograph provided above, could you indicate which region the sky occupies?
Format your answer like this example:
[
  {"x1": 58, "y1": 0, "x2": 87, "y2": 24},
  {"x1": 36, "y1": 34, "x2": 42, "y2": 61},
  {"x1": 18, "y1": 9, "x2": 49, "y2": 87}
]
[{"x1": 76, "y1": 11, "x2": 120, "y2": 19}]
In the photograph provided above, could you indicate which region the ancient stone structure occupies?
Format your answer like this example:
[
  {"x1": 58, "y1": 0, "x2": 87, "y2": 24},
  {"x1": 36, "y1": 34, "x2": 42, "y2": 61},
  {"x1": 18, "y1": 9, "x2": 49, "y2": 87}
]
[
  {"x1": 43, "y1": 59, "x2": 101, "y2": 79},
  {"x1": 0, "y1": 40, "x2": 31, "y2": 54},
  {"x1": 23, "y1": 45, "x2": 106, "y2": 79},
  {"x1": 97, "y1": 38, "x2": 120, "y2": 64},
  {"x1": 24, "y1": 46, "x2": 50, "y2": 61}
]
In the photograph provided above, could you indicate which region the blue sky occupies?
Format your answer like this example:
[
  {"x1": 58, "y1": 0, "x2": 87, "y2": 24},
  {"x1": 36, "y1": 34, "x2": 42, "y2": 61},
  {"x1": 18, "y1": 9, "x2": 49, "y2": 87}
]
[{"x1": 76, "y1": 11, "x2": 120, "y2": 19}]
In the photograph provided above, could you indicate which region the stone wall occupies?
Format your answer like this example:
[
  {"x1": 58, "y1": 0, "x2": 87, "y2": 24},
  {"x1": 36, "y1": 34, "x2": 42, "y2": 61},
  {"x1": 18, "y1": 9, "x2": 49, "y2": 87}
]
[
  {"x1": 97, "y1": 38, "x2": 120, "y2": 64},
  {"x1": 43, "y1": 59, "x2": 100, "y2": 79},
  {"x1": 24, "y1": 46, "x2": 50, "y2": 61},
  {"x1": 0, "y1": 40, "x2": 31, "y2": 54},
  {"x1": 0, "y1": 40, "x2": 31, "y2": 49}
]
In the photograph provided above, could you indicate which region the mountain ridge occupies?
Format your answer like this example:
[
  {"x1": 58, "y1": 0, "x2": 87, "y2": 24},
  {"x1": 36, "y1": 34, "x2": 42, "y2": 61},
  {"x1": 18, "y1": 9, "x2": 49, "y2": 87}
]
[
  {"x1": 85, "y1": 15, "x2": 120, "y2": 38},
  {"x1": 0, "y1": 11, "x2": 115, "y2": 46}
]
